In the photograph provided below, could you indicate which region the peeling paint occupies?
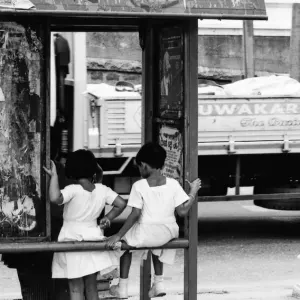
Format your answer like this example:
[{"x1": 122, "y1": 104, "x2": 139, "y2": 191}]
[
  {"x1": 231, "y1": 0, "x2": 242, "y2": 8},
  {"x1": 24, "y1": 0, "x2": 267, "y2": 18},
  {"x1": 0, "y1": 22, "x2": 44, "y2": 238}
]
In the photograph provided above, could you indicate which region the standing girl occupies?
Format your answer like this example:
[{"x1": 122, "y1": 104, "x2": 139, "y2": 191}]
[
  {"x1": 107, "y1": 142, "x2": 201, "y2": 298},
  {"x1": 43, "y1": 149, "x2": 126, "y2": 300}
]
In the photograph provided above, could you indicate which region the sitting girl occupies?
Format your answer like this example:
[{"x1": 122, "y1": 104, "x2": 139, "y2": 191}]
[
  {"x1": 106, "y1": 142, "x2": 201, "y2": 298},
  {"x1": 43, "y1": 149, "x2": 127, "y2": 300}
]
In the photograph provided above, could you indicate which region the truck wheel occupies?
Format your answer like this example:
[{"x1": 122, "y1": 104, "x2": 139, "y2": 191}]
[
  {"x1": 254, "y1": 199, "x2": 300, "y2": 210},
  {"x1": 254, "y1": 185, "x2": 300, "y2": 210}
]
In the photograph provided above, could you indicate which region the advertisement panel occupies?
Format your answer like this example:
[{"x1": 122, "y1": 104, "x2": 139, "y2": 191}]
[
  {"x1": 158, "y1": 27, "x2": 183, "y2": 119},
  {"x1": 159, "y1": 125, "x2": 183, "y2": 184},
  {"x1": 0, "y1": 0, "x2": 267, "y2": 19},
  {"x1": 0, "y1": 22, "x2": 46, "y2": 238}
]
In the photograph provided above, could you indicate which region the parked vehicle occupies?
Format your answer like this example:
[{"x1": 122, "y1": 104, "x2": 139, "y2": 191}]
[{"x1": 52, "y1": 32, "x2": 300, "y2": 210}]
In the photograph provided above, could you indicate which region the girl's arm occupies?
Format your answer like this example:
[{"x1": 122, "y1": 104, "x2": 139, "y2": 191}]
[
  {"x1": 106, "y1": 207, "x2": 141, "y2": 248},
  {"x1": 176, "y1": 178, "x2": 201, "y2": 217},
  {"x1": 99, "y1": 195, "x2": 127, "y2": 228},
  {"x1": 43, "y1": 161, "x2": 64, "y2": 205}
]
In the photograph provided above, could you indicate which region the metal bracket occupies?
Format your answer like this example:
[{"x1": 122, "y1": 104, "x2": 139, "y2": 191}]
[
  {"x1": 114, "y1": 138, "x2": 124, "y2": 157},
  {"x1": 138, "y1": 22, "x2": 147, "y2": 50},
  {"x1": 283, "y1": 134, "x2": 291, "y2": 153},
  {"x1": 103, "y1": 157, "x2": 132, "y2": 175},
  {"x1": 228, "y1": 135, "x2": 236, "y2": 154}
]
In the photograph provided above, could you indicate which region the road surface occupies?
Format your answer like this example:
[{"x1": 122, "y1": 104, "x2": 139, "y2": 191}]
[{"x1": 104, "y1": 197, "x2": 300, "y2": 299}]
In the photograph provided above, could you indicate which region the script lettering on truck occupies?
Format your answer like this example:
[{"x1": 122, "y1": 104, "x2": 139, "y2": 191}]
[{"x1": 198, "y1": 101, "x2": 300, "y2": 131}]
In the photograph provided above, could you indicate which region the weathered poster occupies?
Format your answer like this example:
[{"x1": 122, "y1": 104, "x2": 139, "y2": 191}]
[
  {"x1": 159, "y1": 125, "x2": 183, "y2": 184},
  {"x1": 158, "y1": 27, "x2": 183, "y2": 119},
  {"x1": 0, "y1": 22, "x2": 44, "y2": 238},
  {"x1": 0, "y1": 0, "x2": 267, "y2": 19}
]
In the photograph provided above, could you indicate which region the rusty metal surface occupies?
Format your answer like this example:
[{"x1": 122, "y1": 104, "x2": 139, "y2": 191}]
[
  {"x1": 0, "y1": 238, "x2": 189, "y2": 253},
  {"x1": 0, "y1": 0, "x2": 267, "y2": 19}
]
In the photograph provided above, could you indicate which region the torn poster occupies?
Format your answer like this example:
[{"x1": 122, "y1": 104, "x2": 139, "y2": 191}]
[
  {"x1": 0, "y1": 22, "x2": 44, "y2": 238},
  {"x1": 159, "y1": 125, "x2": 183, "y2": 184}
]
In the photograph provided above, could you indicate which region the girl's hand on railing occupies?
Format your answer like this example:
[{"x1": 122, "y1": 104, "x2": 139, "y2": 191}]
[{"x1": 106, "y1": 234, "x2": 122, "y2": 249}]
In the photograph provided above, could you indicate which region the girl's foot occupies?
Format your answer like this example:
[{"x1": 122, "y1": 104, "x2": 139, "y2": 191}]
[
  {"x1": 109, "y1": 284, "x2": 128, "y2": 299},
  {"x1": 148, "y1": 282, "x2": 166, "y2": 298}
]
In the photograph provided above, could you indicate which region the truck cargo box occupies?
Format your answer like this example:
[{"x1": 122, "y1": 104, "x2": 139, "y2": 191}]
[
  {"x1": 198, "y1": 95, "x2": 300, "y2": 155},
  {"x1": 86, "y1": 77, "x2": 300, "y2": 157}
]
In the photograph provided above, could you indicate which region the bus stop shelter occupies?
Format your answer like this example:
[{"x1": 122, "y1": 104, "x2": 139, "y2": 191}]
[{"x1": 0, "y1": 0, "x2": 267, "y2": 299}]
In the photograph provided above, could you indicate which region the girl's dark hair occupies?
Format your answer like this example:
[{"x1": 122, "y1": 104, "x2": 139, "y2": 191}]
[
  {"x1": 135, "y1": 142, "x2": 166, "y2": 169},
  {"x1": 65, "y1": 149, "x2": 98, "y2": 180}
]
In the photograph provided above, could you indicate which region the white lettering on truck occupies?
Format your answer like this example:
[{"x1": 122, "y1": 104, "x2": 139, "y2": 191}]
[
  {"x1": 237, "y1": 104, "x2": 253, "y2": 115},
  {"x1": 254, "y1": 104, "x2": 267, "y2": 114},
  {"x1": 214, "y1": 104, "x2": 237, "y2": 115},
  {"x1": 198, "y1": 105, "x2": 213, "y2": 115},
  {"x1": 286, "y1": 103, "x2": 298, "y2": 113},
  {"x1": 199, "y1": 101, "x2": 300, "y2": 130},
  {"x1": 199, "y1": 103, "x2": 300, "y2": 116}
]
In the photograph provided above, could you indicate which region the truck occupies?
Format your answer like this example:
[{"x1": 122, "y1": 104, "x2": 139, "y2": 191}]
[{"x1": 52, "y1": 32, "x2": 300, "y2": 211}]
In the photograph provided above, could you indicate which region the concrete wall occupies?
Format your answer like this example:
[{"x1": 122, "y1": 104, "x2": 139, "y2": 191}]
[
  {"x1": 86, "y1": 32, "x2": 142, "y2": 85},
  {"x1": 86, "y1": 32, "x2": 290, "y2": 84},
  {"x1": 197, "y1": 35, "x2": 290, "y2": 81},
  {"x1": 85, "y1": 1, "x2": 295, "y2": 84}
]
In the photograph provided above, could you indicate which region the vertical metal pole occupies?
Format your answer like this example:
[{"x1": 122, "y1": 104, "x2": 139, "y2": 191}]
[
  {"x1": 140, "y1": 21, "x2": 154, "y2": 300},
  {"x1": 184, "y1": 18, "x2": 198, "y2": 300},
  {"x1": 235, "y1": 156, "x2": 241, "y2": 195},
  {"x1": 243, "y1": 20, "x2": 255, "y2": 78},
  {"x1": 140, "y1": 252, "x2": 151, "y2": 300},
  {"x1": 142, "y1": 22, "x2": 154, "y2": 144},
  {"x1": 44, "y1": 18, "x2": 52, "y2": 241},
  {"x1": 290, "y1": 4, "x2": 300, "y2": 81},
  {"x1": 73, "y1": 32, "x2": 87, "y2": 151},
  {"x1": 50, "y1": 32, "x2": 57, "y2": 127}
]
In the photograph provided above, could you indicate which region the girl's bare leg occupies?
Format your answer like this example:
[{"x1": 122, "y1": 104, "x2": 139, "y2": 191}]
[
  {"x1": 148, "y1": 253, "x2": 166, "y2": 298},
  {"x1": 83, "y1": 272, "x2": 98, "y2": 300},
  {"x1": 68, "y1": 277, "x2": 84, "y2": 300},
  {"x1": 109, "y1": 250, "x2": 132, "y2": 297},
  {"x1": 120, "y1": 250, "x2": 132, "y2": 279},
  {"x1": 152, "y1": 253, "x2": 163, "y2": 276}
]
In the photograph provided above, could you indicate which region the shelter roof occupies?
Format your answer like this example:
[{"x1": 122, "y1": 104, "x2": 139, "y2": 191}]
[{"x1": 0, "y1": 0, "x2": 267, "y2": 20}]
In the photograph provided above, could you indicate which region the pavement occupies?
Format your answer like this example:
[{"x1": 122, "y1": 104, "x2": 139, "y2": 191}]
[
  {"x1": 97, "y1": 250, "x2": 300, "y2": 300},
  {"x1": 100, "y1": 196, "x2": 300, "y2": 300},
  {"x1": 98, "y1": 277, "x2": 300, "y2": 300}
]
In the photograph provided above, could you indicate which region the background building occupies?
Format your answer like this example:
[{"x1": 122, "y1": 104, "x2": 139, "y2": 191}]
[{"x1": 86, "y1": 0, "x2": 297, "y2": 84}]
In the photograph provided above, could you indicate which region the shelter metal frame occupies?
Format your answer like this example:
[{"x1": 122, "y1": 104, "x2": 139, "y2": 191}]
[{"x1": 0, "y1": 2, "x2": 268, "y2": 298}]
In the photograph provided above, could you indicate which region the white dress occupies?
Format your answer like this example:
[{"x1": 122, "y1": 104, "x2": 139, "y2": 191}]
[
  {"x1": 52, "y1": 183, "x2": 120, "y2": 279},
  {"x1": 123, "y1": 178, "x2": 189, "y2": 265}
]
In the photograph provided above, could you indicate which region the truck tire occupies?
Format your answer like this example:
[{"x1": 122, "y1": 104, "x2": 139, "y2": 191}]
[{"x1": 254, "y1": 185, "x2": 300, "y2": 210}]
